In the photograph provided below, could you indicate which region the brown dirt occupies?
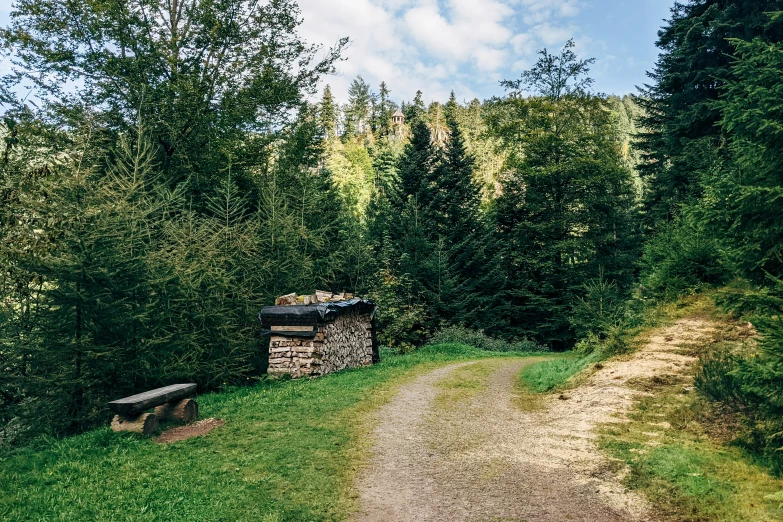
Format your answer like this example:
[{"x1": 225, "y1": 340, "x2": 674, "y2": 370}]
[
  {"x1": 353, "y1": 318, "x2": 717, "y2": 522},
  {"x1": 154, "y1": 418, "x2": 225, "y2": 444}
]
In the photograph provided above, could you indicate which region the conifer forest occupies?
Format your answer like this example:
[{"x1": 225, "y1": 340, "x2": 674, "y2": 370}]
[{"x1": 4, "y1": 0, "x2": 783, "y2": 510}]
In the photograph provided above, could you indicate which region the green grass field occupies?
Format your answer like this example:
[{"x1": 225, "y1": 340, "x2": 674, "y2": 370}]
[{"x1": 0, "y1": 344, "x2": 545, "y2": 522}]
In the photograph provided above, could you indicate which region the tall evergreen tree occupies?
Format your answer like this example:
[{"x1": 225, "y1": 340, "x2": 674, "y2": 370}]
[
  {"x1": 490, "y1": 41, "x2": 640, "y2": 348},
  {"x1": 636, "y1": 0, "x2": 783, "y2": 224},
  {"x1": 374, "y1": 81, "x2": 394, "y2": 136},
  {"x1": 404, "y1": 90, "x2": 426, "y2": 123},
  {"x1": 432, "y1": 95, "x2": 505, "y2": 330},
  {"x1": 319, "y1": 85, "x2": 339, "y2": 139},
  {"x1": 396, "y1": 119, "x2": 439, "y2": 209},
  {"x1": 345, "y1": 76, "x2": 374, "y2": 137}
]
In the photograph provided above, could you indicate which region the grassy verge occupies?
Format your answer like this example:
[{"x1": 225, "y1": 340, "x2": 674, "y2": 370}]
[
  {"x1": 0, "y1": 343, "x2": 541, "y2": 522},
  {"x1": 599, "y1": 305, "x2": 783, "y2": 521},
  {"x1": 519, "y1": 352, "x2": 600, "y2": 394},
  {"x1": 600, "y1": 386, "x2": 783, "y2": 521}
]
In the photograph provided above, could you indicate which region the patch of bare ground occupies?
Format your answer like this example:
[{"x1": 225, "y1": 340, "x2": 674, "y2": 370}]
[
  {"x1": 154, "y1": 418, "x2": 225, "y2": 444},
  {"x1": 354, "y1": 318, "x2": 719, "y2": 522}
]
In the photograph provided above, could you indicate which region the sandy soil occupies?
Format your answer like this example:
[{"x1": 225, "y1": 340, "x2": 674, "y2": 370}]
[{"x1": 353, "y1": 318, "x2": 716, "y2": 522}]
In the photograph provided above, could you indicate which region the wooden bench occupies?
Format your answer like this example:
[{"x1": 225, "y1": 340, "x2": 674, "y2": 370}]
[{"x1": 109, "y1": 383, "x2": 198, "y2": 436}]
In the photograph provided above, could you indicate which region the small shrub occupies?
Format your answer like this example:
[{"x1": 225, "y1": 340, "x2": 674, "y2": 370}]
[
  {"x1": 570, "y1": 272, "x2": 627, "y2": 339},
  {"x1": 695, "y1": 349, "x2": 742, "y2": 405},
  {"x1": 427, "y1": 326, "x2": 548, "y2": 353},
  {"x1": 640, "y1": 216, "x2": 729, "y2": 299}
]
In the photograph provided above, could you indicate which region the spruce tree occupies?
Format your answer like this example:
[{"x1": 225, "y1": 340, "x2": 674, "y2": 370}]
[
  {"x1": 491, "y1": 42, "x2": 640, "y2": 348},
  {"x1": 637, "y1": 0, "x2": 783, "y2": 224},
  {"x1": 432, "y1": 94, "x2": 505, "y2": 330},
  {"x1": 374, "y1": 81, "x2": 393, "y2": 136},
  {"x1": 319, "y1": 85, "x2": 339, "y2": 139},
  {"x1": 345, "y1": 76, "x2": 374, "y2": 137},
  {"x1": 396, "y1": 119, "x2": 439, "y2": 210},
  {"x1": 404, "y1": 90, "x2": 427, "y2": 123}
]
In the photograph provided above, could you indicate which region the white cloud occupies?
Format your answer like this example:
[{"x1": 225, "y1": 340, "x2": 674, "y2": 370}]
[{"x1": 296, "y1": 0, "x2": 588, "y2": 104}]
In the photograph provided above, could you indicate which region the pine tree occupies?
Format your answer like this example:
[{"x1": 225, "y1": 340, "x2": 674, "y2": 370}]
[
  {"x1": 431, "y1": 96, "x2": 505, "y2": 330},
  {"x1": 715, "y1": 30, "x2": 783, "y2": 279},
  {"x1": 374, "y1": 81, "x2": 393, "y2": 136},
  {"x1": 404, "y1": 90, "x2": 426, "y2": 123},
  {"x1": 22, "y1": 127, "x2": 172, "y2": 435},
  {"x1": 396, "y1": 120, "x2": 439, "y2": 210},
  {"x1": 345, "y1": 76, "x2": 374, "y2": 137},
  {"x1": 319, "y1": 85, "x2": 339, "y2": 139}
]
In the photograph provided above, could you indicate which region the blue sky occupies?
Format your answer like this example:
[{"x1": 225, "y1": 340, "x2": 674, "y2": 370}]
[
  {"x1": 0, "y1": 0, "x2": 675, "y2": 104},
  {"x1": 296, "y1": 0, "x2": 675, "y2": 103}
]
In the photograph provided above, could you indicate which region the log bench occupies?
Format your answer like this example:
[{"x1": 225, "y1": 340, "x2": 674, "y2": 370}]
[{"x1": 108, "y1": 383, "x2": 198, "y2": 436}]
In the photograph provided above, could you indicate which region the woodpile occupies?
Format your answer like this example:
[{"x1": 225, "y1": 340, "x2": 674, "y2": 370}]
[
  {"x1": 264, "y1": 292, "x2": 375, "y2": 379},
  {"x1": 275, "y1": 290, "x2": 356, "y2": 306}
]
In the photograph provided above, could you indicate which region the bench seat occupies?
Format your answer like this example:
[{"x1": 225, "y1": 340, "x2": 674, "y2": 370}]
[{"x1": 108, "y1": 383, "x2": 197, "y2": 416}]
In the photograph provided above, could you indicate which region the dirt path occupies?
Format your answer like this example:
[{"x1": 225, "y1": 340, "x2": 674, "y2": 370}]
[{"x1": 354, "y1": 318, "x2": 717, "y2": 522}]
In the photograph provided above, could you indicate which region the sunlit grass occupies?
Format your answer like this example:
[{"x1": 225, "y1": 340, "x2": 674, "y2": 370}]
[
  {"x1": 0, "y1": 343, "x2": 543, "y2": 522},
  {"x1": 600, "y1": 350, "x2": 783, "y2": 521}
]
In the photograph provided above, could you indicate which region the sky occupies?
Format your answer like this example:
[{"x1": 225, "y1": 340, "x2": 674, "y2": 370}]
[
  {"x1": 297, "y1": 0, "x2": 675, "y2": 104},
  {"x1": 0, "y1": 0, "x2": 676, "y2": 105}
]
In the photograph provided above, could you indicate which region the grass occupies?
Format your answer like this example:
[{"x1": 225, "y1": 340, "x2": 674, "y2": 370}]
[
  {"x1": 518, "y1": 352, "x2": 601, "y2": 394},
  {"x1": 600, "y1": 389, "x2": 783, "y2": 521},
  {"x1": 434, "y1": 359, "x2": 509, "y2": 408},
  {"x1": 0, "y1": 343, "x2": 543, "y2": 522}
]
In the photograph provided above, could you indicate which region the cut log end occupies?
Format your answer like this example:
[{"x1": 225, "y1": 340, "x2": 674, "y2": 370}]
[
  {"x1": 154, "y1": 398, "x2": 198, "y2": 423},
  {"x1": 111, "y1": 413, "x2": 159, "y2": 436}
]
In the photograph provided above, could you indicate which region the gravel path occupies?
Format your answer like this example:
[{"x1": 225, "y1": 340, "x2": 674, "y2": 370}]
[{"x1": 354, "y1": 318, "x2": 716, "y2": 522}]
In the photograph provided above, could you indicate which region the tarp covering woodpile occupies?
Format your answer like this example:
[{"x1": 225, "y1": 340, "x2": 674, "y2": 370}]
[{"x1": 259, "y1": 292, "x2": 378, "y2": 379}]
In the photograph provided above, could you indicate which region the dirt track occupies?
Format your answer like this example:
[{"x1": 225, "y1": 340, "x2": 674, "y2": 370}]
[{"x1": 354, "y1": 318, "x2": 716, "y2": 522}]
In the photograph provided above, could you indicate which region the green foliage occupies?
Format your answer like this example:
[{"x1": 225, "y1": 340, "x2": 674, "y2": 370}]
[
  {"x1": 695, "y1": 348, "x2": 743, "y2": 406},
  {"x1": 636, "y1": 0, "x2": 783, "y2": 225},
  {"x1": 490, "y1": 41, "x2": 641, "y2": 349},
  {"x1": 716, "y1": 36, "x2": 783, "y2": 279},
  {"x1": 427, "y1": 326, "x2": 546, "y2": 353},
  {"x1": 570, "y1": 271, "x2": 628, "y2": 339},
  {"x1": 344, "y1": 76, "x2": 374, "y2": 137},
  {"x1": 0, "y1": 0, "x2": 347, "y2": 197},
  {"x1": 640, "y1": 214, "x2": 730, "y2": 299}
]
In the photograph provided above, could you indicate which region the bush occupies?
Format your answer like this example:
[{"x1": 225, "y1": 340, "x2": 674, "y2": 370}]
[
  {"x1": 570, "y1": 272, "x2": 627, "y2": 339},
  {"x1": 640, "y1": 216, "x2": 730, "y2": 299},
  {"x1": 427, "y1": 325, "x2": 548, "y2": 353},
  {"x1": 695, "y1": 349, "x2": 743, "y2": 405}
]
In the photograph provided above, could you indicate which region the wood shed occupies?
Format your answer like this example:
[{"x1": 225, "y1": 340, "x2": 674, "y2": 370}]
[{"x1": 259, "y1": 293, "x2": 378, "y2": 379}]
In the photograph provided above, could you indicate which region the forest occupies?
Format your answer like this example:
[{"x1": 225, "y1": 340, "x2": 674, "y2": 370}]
[{"x1": 1, "y1": 0, "x2": 783, "y2": 476}]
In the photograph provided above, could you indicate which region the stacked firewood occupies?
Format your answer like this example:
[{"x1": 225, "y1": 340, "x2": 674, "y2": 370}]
[
  {"x1": 274, "y1": 290, "x2": 355, "y2": 306},
  {"x1": 267, "y1": 308, "x2": 373, "y2": 379},
  {"x1": 318, "y1": 309, "x2": 374, "y2": 375}
]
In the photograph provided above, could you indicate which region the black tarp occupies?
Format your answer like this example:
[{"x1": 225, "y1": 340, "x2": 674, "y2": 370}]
[{"x1": 258, "y1": 298, "x2": 377, "y2": 327}]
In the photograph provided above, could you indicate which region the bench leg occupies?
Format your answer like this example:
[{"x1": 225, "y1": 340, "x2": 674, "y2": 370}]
[
  {"x1": 111, "y1": 413, "x2": 159, "y2": 436},
  {"x1": 154, "y1": 398, "x2": 198, "y2": 423}
]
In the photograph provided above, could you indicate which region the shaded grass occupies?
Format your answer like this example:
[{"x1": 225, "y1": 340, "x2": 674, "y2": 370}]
[{"x1": 0, "y1": 343, "x2": 543, "y2": 522}]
